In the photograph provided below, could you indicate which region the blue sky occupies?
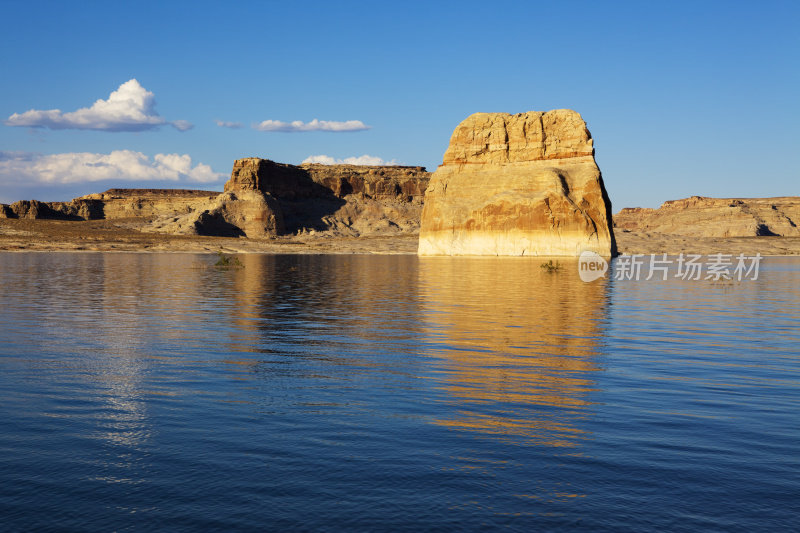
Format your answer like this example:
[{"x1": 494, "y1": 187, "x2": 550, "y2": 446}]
[{"x1": 1, "y1": 0, "x2": 798, "y2": 209}]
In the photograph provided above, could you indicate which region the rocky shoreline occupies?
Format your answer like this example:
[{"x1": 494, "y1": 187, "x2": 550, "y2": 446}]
[{"x1": 2, "y1": 216, "x2": 800, "y2": 255}]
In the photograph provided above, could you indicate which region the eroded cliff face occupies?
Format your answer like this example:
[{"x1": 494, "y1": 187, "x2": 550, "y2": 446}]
[
  {"x1": 0, "y1": 162, "x2": 430, "y2": 239},
  {"x1": 81, "y1": 189, "x2": 219, "y2": 220},
  {"x1": 226, "y1": 159, "x2": 428, "y2": 201},
  {"x1": 615, "y1": 196, "x2": 800, "y2": 237},
  {"x1": 217, "y1": 158, "x2": 430, "y2": 237},
  {"x1": 1, "y1": 199, "x2": 103, "y2": 220},
  {"x1": 0, "y1": 189, "x2": 218, "y2": 221},
  {"x1": 146, "y1": 189, "x2": 284, "y2": 238},
  {"x1": 418, "y1": 110, "x2": 616, "y2": 256}
]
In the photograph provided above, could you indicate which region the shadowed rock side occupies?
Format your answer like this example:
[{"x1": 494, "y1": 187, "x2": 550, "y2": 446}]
[
  {"x1": 1, "y1": 162, "x2": 430, "y2": 240},
  {"x1": 418, "y1": 110, "x2": 616, "y2": 256},
  {"x1": 147, "y1": 190, "x2": 284, "y2": 238},
  {"x1": 615, "y1": 196, "x2": 800, "y2": 237},
  {"x1": 199, "y1": 158, "x2": 430, "y2": 237}
]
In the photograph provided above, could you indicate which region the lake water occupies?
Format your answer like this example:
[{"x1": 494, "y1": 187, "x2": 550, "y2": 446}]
[{"x1": 0, "y1": 253, "x2": 798, "y2": 531}]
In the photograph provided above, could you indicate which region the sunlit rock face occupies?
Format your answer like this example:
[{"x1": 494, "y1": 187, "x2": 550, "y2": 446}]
[
  {"x1": 0, "y1": 190, "x2": 220, "y2": 222},
  {"x1": 418, "y1": 110, "x2": 616, "y2": 256},
  {"x1": 614, "y1": 196, "x2": 800, "y2": 237},
  {"x1": 146, "y1": 189, "x2": 284, "y2": 238}
]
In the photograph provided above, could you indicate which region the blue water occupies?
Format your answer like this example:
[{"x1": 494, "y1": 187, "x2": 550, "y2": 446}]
[{"x1": 0, "y1": 253, "x2": 798, "y2": 531}]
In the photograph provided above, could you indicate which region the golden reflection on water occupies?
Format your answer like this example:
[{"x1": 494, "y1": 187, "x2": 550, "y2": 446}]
[
  {"x1": 418, "y1": 258, "x2": 610, "y2": 447},
  {"x1": 225, "y1": 254, "x2": 426, "y2": 362}
]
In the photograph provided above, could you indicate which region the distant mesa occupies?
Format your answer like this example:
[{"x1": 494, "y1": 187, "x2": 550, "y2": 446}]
[
  {"x1": 1, "y1": 161, "x2": 432, "y2": 239},
  {"x1": 418, "y1": 109, "x2": 616, "y2": 257},
  {"x1": 614, "y1": 196, "x2": 800, "y2": 237},
  {"x1": 0, "y1": 189, "x2": 219, "y2": 222},
  {"x1": 153, "y1": 158, "x2": 431, "y2": 238}
]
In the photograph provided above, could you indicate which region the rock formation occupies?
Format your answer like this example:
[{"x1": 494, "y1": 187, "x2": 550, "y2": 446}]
[
  {"x1": 146, "y1": 189, "x2": 283, "y2": 238},
  {"x1": 226, "y1": 159, "x2": 427, "y2": 201},
  {"x1": 206, "y1": 158, "x2": 430, "y2": 237},
  {"x1": 0, "y1": 161, "x2": 430, "y2": 240},
  {"x1": 0, "y1": 189, "x2": 218, "y2": 221},
  {"x1": 615, "y1": 196, "x2": 800, "y2": 237},
  {"x1": 0, "y1": 198, "x2": 104, "y2": 220},
  {"x1": 80, "y1": 189, "x2": 219, "y2": 220},
  {"x1": 418, "y1": 110, "x2": 616, "y2": 256}
]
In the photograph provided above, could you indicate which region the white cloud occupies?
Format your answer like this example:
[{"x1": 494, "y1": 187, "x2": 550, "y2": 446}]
[
  {"x1": 215, "y1": 120, "x2": 243, "y2": 129},
  {"x1": 5, "y1": 79, "x2": 192, "y2": 132},
  {"x1": 301, "y1": 154, "x2": 398, "y2": 166},
  {"x1": 254, "y1": 119, "x2": 370, "y2": 132},
  {"x1": 0, "y1": 150, "x2": 224, "y2": 184},
  {"x1": 171, "y1": 120, "x2": 194, "y2": 132}
]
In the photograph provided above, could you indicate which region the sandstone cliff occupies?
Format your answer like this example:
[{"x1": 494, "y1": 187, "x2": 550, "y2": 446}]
[
  {"x1": 418, "y1": 110, "x2": 616, "y2": 256},
  {"x1": 80, "y1": 189, "x2": 220, "y2": 220},
  {"x1": 0, "y1": 189, "x2": 218, "y2": 221},
  {"x1": 195, "y1": 158, "x2": 430, "y2": 237},
  {"x1": 147, "y1": 189, "x2": 284, "y2": 238},
  {"x1": 0, "y1": 162, "x2": 429, "y2": 240},
  {"x1": 1, "y1": 198, "x2": 103, "y2": 220},
  {"x1": 615, "y1": 196, "x2": 800, "y2": 237}
]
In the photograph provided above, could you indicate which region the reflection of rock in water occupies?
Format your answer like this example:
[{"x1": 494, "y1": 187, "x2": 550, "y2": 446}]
[
  {"x1": 226, "y1": 255, "x2": 425, "y2": 369},
  {"x1": 419, "y1": 258, "x2": 609, "y2": 447}
]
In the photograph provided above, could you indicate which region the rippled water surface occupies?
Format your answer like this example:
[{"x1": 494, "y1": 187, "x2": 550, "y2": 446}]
[{"x1": 0, "y1": 253, "x2": 798, "y2": 531}]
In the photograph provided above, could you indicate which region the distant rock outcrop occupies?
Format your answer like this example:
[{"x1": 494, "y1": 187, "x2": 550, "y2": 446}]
[
  {"x1": 0, "y1": 189, "x2": 218, "y2": 221},
  {"x1": 615, "y1": 196, "x2": 800, "y2": 237},
  {"x1": 418, "y1": 110, "x2": 616, "y2": 256},
  {"x1": 0, "y1": 198, "x2": 104, "y2": 220},
  {"x1": 79, "y1": 189, "x2": 219, "y2": 220},
  {"x1": 0, "y1": 162, "x2": 430, "y2": 240}
]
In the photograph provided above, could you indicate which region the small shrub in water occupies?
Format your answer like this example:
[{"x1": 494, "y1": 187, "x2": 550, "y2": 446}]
[
  {"x1": 540, "y1": 260, "x2": 561, "y2": 272},
  {"x1": 215, "y1": 251, "x2": 243, "y2": 269}
]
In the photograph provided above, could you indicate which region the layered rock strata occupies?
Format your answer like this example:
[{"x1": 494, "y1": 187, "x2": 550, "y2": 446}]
[
  {"x1": 1, "y1": 162, "x2": 430, "y2": 239},
  {"x1": 147, "y1": 190, "x2": 284, "y2": 238},
  {"x1": 615, "y1": 196, "x2": 800, "y2": 237},
  {"x1": 418, "y1": 110, "x2": 616, "y2": 256},
  {"x1": 0, "y1": 189, "x2": 218, "y2": 221},
  {"x1": 210, "y1": 158, "x2": 430, "y2": 237},
  {"x1": 80, "y1": 189, "x2": 219, "y2": 220}
]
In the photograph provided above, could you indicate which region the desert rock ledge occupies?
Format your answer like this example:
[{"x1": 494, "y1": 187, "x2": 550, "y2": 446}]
[
  {"x1": 418, "y1": 110, "x2": 616, "y2": 256},
  {"x1": 149, "y1": 159, "x2": 430, "y2": 238}
]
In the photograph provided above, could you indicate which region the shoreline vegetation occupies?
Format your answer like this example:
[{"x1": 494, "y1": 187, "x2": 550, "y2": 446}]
[{"x1": 2, "y1": 217, "x2": 800, "y2": 255}]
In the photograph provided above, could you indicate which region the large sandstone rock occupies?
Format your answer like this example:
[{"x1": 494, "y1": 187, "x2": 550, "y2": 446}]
[
  {"x1": 615, "y1": 196, "x2": 800, "y2": 237},
  {"x1": 223, "y1": 158, "x2": 430, "y2": 236},
  {"x1": 418, "y1": 110, "x2": 616, "y2": 256}
]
